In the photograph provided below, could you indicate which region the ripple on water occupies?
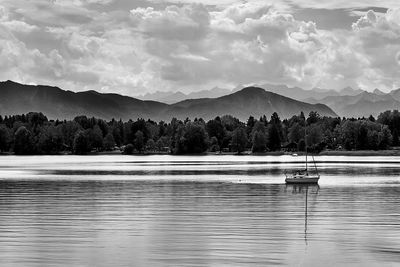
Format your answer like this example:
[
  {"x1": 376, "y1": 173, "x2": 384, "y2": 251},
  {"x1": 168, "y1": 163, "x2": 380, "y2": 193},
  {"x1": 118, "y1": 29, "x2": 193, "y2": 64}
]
[{"x1": 0, "y1": 155, "x2": 399, "y2": 266}]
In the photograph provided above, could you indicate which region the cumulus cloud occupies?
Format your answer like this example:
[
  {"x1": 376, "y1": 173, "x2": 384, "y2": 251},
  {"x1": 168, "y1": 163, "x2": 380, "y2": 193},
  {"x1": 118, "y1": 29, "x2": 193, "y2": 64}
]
[
  {"x1": 0, "y1": 0, "x2": 400, "y2": 95},
  {"x1": 127, "y1": 3, "x2": 358, "y2": 89},
  {"x1": 352, "y1": 10, "x2": 377, "y2": 30},
  {"x1": 130, "y1": 4, "x2": 210, "y2": 41},
  {"x1": 52, "y1": 0, "x2": 114, "y2": 6},
  {"x1": 130, "y1": 4, "x2": 400, "y2": 91},
  {"x1": 3, "y1": 20, "x2": 39, "y2": 33},
  {"x1": 349, "y1": 9, "x2": 400, "y2": 89}
]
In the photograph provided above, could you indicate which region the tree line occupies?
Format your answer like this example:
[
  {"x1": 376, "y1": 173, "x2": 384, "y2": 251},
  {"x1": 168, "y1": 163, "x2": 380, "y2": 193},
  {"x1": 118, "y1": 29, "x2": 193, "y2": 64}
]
[{"x1": 0, "y1": 110, "x2": 398, "y2": 155}]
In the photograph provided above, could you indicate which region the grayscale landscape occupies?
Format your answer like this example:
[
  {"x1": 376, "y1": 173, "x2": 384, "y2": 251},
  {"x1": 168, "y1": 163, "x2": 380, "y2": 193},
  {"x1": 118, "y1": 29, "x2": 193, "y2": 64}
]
[{"x1": 1, "y1": 0, "x2": 400, "y2": 266}]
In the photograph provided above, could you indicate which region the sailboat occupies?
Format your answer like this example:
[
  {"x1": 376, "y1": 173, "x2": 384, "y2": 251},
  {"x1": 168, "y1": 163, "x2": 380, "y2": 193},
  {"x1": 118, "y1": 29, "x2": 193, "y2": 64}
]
[{"x1": 285, "y1": 124, "x2": 320, "y2": 184}]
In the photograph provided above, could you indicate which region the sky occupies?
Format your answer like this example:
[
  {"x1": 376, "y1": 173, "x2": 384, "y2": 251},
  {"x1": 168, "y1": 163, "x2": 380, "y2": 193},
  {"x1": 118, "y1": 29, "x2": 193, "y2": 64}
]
[{"x1": 0, "y1": 0, "x2": 400, "y2": 96}]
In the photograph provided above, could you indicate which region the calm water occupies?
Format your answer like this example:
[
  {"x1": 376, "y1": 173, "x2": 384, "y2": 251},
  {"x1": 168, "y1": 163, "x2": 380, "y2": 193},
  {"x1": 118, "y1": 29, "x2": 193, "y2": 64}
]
[{"x1": 0, "y1": 155, "x2": 400, "y2": 266}]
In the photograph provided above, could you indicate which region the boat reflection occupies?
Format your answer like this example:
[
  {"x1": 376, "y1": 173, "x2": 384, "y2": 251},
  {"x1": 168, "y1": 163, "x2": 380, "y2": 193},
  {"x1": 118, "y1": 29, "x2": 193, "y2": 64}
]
[
  {"x1": 285, "y1": 184, "x2": 320, "y2": 194},
  {"x1": 285, "y1": 184, "x2": 319, "y2": 244}
]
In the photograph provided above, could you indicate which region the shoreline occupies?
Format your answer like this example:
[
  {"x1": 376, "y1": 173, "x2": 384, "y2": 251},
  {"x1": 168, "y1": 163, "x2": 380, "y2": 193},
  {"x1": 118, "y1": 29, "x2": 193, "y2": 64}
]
[
  {"x1": 318, "y1": 150, "x2": 400, "y2": 156},
  {"x1": 2, "y1": 149, "x2": 400, "y2": 156}
]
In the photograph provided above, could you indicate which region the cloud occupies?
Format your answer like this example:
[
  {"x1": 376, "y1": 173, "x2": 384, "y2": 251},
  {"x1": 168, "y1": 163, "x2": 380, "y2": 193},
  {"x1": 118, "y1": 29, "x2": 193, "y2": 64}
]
[
  {"x1": 127, "y1": 3, "x2": 349, "y2": 89},
  {"x1": 284, "y1": 0, "x2": 400, "y2": 10},
  {"x1": 349, "y1": 9, "x2": 400, "y2": 89},
  {"x1": 149, "y1": 0, "x2": 400, "y2": 11},
  {"x1": 130, "y1": 4, "x2": 210, "y2": 41},
  {"x1": 0, "y1": 0, "x2": 400, "y2": 95},
  {"x1": 352, "y1": 10, "x2": 377, "y2": 30},
  {"x1": 136, "y1": 4, "x2": 400, "y2": 91},
  {"x1": 3, "y1": 20, "x2": 39, "y2": 33},
  {"x1": 52, "y1": 0, "x2": 114, "y2": 6},
  {"x1": 397, "y1": 51, "x2": 400, "y2": 65}
]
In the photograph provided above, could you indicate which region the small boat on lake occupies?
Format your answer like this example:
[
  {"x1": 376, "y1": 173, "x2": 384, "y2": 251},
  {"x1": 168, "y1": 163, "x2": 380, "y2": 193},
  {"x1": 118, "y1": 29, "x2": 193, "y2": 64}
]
[
  {"x1": 285, "y1": 171, "x2": 319, "y2": 184},
  {"x1": 285, "y1": 124, "x2": 320, "y2": 184}
]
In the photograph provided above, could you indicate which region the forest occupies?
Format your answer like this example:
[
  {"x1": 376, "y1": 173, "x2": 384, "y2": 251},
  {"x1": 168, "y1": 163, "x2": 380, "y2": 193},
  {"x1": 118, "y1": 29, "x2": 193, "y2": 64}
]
[{"x1": 0, "y1": 110, "x2": 399, "y2": 155}]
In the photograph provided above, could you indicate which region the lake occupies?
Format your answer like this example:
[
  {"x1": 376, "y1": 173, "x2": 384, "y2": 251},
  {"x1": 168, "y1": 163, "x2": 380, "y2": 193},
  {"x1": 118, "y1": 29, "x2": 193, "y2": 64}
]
[{"x1": 0, "y1": 155, "x2": 399, "y2": 266}]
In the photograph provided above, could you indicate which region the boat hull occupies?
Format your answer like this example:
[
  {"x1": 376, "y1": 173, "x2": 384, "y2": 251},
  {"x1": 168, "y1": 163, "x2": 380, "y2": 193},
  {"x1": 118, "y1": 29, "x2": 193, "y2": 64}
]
[{"x1": 285, "y1": 176, "x2": 320, "y2": 184}]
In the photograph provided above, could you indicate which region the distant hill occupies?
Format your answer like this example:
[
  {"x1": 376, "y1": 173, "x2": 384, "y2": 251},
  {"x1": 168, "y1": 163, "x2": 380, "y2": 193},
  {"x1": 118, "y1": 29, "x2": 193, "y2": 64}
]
[
  {"x1": 258, "y1": 83, "x2": 339, "y2": 101},
  {"x1": 0, "y1": 81, "x2": 337, "y2": 121},
  {"x1": 185, "y1": 87, "x2": 232, "y2": 100},
  {"x1": 138, "y1": 91, "x2": 188, "y2": 104},
  {"x1": 167, "y1": 87, "x2": 337, "y2": 121},
  {"x1": 373, "y1": 88, "x2": 386, "y2": 96},
  {"x1": 389, "y1": 88, "x2": 400, "y2": 102},
  {"x1": 138, "y1": 83, "x2": 366, "y2": 104},
  {"x1": 0, "y1": 80, "x2": 168, "y2": 121},
  {"x1": 138, "y1": 87, "x2": 231, "y2": 104},
  {"x1": 248, "y1": 84, "x2": 365, "y2": 102},
  {"x1": 339, "y1": 86, "x2": 365, "y2": 96},
  {"x1": 308, "y1": 91, "x2": 400, "y2": 117}
]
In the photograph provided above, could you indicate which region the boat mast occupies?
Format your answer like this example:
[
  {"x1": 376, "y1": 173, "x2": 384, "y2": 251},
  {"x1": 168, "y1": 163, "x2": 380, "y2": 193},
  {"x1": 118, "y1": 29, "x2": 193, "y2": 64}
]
[
  {"x1": 312, "y1": 154, "x2": 319, "y2": 176},
  {"x1": 305, "y1": 119, "x2": 308, "y2": 173}
]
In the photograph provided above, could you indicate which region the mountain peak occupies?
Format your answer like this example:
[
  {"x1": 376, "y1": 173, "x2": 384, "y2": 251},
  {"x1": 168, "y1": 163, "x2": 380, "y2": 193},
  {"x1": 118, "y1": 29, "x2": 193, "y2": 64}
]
[
  {"x1": 2, "y1": 80, "x2": 19, "y2": 85},
  {"x1": 239, "y1": 86, "x2": 266, "y2": 94},
  {"x1": 373, "y1": 88, "x2": 385, "y2": 95},
  {"x1": 339, "y1": 86, "x2": 364, "y2": 96}
]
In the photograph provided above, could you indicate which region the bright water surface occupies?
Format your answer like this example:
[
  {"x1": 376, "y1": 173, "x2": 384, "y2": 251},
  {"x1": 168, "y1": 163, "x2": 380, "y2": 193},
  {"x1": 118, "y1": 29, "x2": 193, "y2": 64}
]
[{"x1": 0, "y1": 155, "x2": 400, "y2": 266}]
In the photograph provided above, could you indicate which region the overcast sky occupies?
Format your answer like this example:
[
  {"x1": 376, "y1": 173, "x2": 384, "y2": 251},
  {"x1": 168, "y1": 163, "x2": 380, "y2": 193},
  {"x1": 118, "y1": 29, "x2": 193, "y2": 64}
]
[{"x1": 1, "y1": 0, "x2": 400, "y2": 95}]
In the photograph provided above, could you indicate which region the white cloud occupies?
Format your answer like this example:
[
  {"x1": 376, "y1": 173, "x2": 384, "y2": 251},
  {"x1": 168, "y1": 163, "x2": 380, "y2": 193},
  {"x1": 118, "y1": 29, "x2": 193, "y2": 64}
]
[
  {"x1": 130, "y1": 4, "x2": 210, "y2": 41},
  {"x1": 52, "y1": 0, "x2": 114, "y2": 7},
  {"x1": 396, "y1": 51, "x2": 400, "y2": 65},
  {"x1": 352, "y1": 10, "x2": 377, "y2": 30},
  {"x1": 3, "y1": 20, "x2": 39, "y2": 33},
  {"x1": 349, "y1": 9, "x2": 400, "y2": 90},
  {"x1": 0, "y1": 1, "x2": 399, "y2": 95},
  {"x1": 126, "y1": 3, "x2": 349, "y2": 89},
  {"x1": 0, "y1": 5, "x2": 8, "y2": 21},
  {"x1": 282, "y1": 0, "x2": 400, "y2": 10}
]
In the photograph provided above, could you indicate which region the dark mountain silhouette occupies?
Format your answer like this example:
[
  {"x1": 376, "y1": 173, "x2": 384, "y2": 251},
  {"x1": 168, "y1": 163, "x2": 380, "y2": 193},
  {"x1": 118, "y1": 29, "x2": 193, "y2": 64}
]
[
  {"x1": 167, "y1": 87, "x2": 337, "y2": 120},
  {"x1": 258, "y1": 83, "x2": 339, "y2": 101},
  {"x1": 0, "y1": 81, "x2": 337, "y2": 121},
  {"x1": 246, "y1": 84, "x2": 364, "y2": 102},
  {"x1": 308, "y1": 91, "x2": 400, "y2": 117},
  {"x1": 138, "y1": 83, "x2": 366, "y2": 104},
  {"x1": 0, "y1": 80, "x2": 168, "y2": 120}
]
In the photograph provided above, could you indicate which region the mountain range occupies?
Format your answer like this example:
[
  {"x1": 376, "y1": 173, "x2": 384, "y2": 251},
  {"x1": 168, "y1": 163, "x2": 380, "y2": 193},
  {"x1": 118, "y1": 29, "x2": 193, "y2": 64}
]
[
  {"x1": 136, "y1": 83, "x2": 365, "y2": 104},
  {"x1": 306, "y1": 91, "x2": 400, "y2": 117},
  {"x1": 0, "y1": 80, "x2": 337, "y2": 121},
  {"x1": 0, "y1": 80, "x2": 168, "y2": 121},
  {"x1": 165, "y1": 87, "x2": 336, "y2": 120},
  {"x1": 137, "y1": 87, "x2": 231, "y2": 104},
  {"x1": 255, "y1": 84, "x2": 364, "y2": 101},
  {"x1": 389, "y1": 88, "x2": 400, "y2": 102},
  {"x1": 135, "y1": 82, "x2": 400, "y2": 118}
]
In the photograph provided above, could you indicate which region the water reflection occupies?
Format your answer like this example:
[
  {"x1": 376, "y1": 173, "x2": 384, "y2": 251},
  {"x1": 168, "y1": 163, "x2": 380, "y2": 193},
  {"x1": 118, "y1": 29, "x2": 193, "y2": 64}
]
[
  {"x1": 285, "y1": 184, "x2": 320, "y2": 246},
  {"x1": 0, "y1": 156, "x2": 399, "y2": 266}
]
